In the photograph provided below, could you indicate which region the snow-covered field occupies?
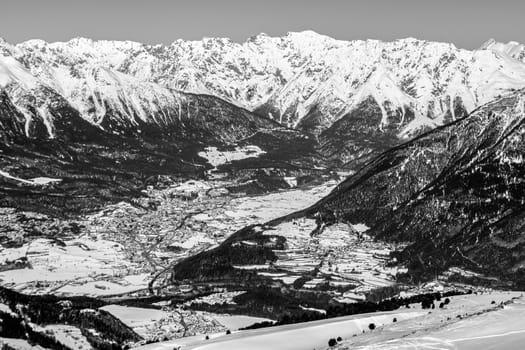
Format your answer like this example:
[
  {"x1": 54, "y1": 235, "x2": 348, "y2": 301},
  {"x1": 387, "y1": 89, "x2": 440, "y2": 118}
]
[
  {"x1": 99, "y1": 304, "x2": 272, "y2": 342},
  {"x1": 226, "y1": 183, "x2": 334, "y2": 222},
  {"x1": 198, "y1": 146, "x2": 266, "y2": 168},
  {"x1": 135, "y1": 292, "x2": 524, "y2": 350},
  {"x1": 210, "y1": 315, "x2": 274, "y2": 331},
  {"x1": 336, "y1": 292, "x2": 525, "y2": 350},
  {"x1": 424, "y1": 302, "x2": 525, "y2": 350},
  {"x1": 31, "y1": 324, "x2": 93, "y2": 350},
  {"x1": 0, "y1": 337, "x2": 47, "y2": 350},
  {"x1": 0, "y1": 170, "x2": 61, "y2": 186},
  {"x1": 135, "y1": 311, "x2": 425, "y2": 350},
  {"x1": 239, "y1": 220, "x2": 406, "y2": 300},
  {"x1": 101, "y1": 305, "x2": 173, "y2": 337},
  {"x1": 0, "y1": 237, "x2": 148, "y2": 295}
]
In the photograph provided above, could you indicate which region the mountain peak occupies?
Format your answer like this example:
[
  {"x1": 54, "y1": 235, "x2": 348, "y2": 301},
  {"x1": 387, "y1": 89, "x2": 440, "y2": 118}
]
[
  {"x1": 479, "y1": 38, "x2": 497, "y2": 50},
  {"x1": 479, "y1": 38, "x2": 525, "y2": 61},
  {"x1": 284, "y1": 30, "x2": 337, "y2": 43},
  {"x1": 285, "y1": 30, "x2": 323, "y2": 38}
]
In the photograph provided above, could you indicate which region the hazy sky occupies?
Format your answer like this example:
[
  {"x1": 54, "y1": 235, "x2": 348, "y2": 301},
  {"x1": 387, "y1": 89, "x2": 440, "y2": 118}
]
[{"x1": 1, "y1": 0, "x2": 523, "y2": 49}]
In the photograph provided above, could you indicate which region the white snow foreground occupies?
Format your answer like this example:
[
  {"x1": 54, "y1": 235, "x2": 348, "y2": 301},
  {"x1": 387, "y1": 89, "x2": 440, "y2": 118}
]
[
  {"x1": 134, "y1": 311, "x2": 425, "y2": 350},
  {"x1": 133, "y1": 292, "x2": 524, "y2": 350},
  {"x1": 336, "y1": 292, "x2": 525, "y2": 350}
]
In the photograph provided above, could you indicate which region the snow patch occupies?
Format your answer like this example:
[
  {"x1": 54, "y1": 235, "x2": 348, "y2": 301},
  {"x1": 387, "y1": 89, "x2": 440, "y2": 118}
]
[
  {"x1": 0, "y1": 170, "x2": 62, "y2": 186},
  {"x1": 198, "y1": 145, "x2": 266, "y2": 168},
  {"x1": 0, "y1": 55, "x2": 39, "y2": 89},
  {"x1": 351, "y1": 223, "x2": 370, "y2": 233},
  {"x1": 212, "y1": 315, "x2": 274, "y2": 330}
]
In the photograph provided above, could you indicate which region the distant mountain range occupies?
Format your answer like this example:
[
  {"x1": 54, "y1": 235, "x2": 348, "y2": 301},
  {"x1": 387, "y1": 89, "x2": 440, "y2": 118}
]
[
  {"x1": 1, "y1": 31, "x2": 525, "y2": 164},
  {"x1": 2, "y1": 33, "x2": 525, "y2": 130}
]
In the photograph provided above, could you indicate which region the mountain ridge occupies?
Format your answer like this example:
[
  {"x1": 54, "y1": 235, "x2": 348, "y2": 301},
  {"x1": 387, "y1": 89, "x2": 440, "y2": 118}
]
[{"x1": 2, "y1": 31, "x2": 525, "y2": 137}]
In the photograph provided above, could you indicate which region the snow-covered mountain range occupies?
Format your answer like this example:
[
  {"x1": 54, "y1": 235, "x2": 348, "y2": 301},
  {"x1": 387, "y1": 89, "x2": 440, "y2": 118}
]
[{"x1": 2, "y1": 31, "x2": 525, "y2": 141}]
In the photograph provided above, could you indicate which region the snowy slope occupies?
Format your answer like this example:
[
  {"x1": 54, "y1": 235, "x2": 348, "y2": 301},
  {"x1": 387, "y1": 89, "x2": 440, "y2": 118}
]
[
  {"x1": 135, "y1": 292, "x2": 524, "y2": 350},
  {"x1": 481, "y1": 39, "x2": 525, "y2": 62}
]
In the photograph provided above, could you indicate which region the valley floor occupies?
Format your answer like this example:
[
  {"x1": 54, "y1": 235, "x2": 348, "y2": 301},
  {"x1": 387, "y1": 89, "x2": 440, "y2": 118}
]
[
  {"x1": 1, "y1": 154, "x2": 522, "y2": 349},
  {"x1": 0, "y1": 178, "x2": 336, "y2": 296}
]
